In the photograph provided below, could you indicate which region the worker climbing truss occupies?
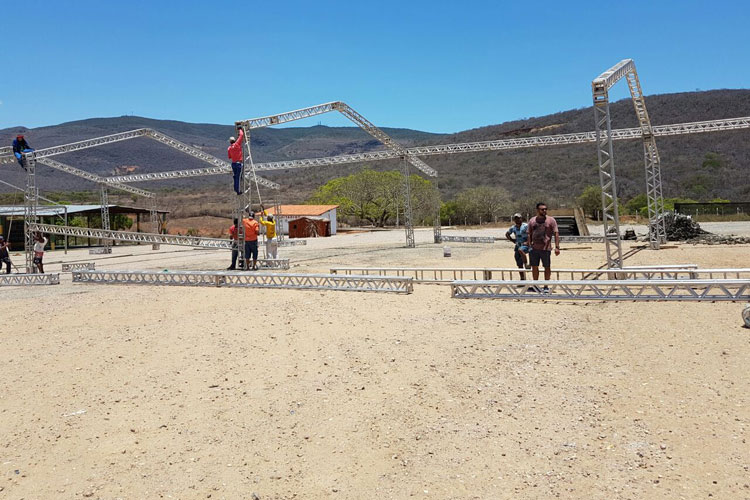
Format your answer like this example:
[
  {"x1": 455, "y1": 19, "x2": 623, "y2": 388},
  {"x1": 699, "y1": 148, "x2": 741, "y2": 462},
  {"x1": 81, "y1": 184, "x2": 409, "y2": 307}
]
[
  {"x1": 592, "y1": 59, "x2": 666, "y2": 267},
  {"x1": 235, "y1": 101, "x2": 439, "y2": 248}
]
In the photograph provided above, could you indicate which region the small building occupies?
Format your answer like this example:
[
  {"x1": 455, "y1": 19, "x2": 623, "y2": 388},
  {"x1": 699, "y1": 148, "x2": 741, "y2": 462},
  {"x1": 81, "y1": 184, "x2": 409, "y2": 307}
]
[
  {"x1": 288, "y1": 217, "x2": 331, "y2": 238},
  {"x1": 266, "y1": 205, "x2": 338, "y2": 236}
]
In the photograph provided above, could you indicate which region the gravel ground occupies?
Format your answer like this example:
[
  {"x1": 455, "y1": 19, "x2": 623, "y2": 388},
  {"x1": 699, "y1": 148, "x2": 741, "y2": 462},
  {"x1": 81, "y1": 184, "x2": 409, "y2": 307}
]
[{"x1": 1, "y1": 229, "x2": 749, "y2": 499}]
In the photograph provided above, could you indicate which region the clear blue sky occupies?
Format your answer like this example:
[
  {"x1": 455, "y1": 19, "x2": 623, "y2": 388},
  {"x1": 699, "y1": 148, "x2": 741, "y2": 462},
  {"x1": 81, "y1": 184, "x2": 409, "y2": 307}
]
[{"x1": 3, "y1": 0, "x2": 748, "y2": 133}]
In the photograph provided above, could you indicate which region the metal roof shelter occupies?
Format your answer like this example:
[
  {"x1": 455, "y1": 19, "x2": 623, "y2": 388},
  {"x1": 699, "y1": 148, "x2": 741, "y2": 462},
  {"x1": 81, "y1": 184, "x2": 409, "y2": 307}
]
[{"x1": 0, "y1": 204, "x2": 169, "y2": 250}]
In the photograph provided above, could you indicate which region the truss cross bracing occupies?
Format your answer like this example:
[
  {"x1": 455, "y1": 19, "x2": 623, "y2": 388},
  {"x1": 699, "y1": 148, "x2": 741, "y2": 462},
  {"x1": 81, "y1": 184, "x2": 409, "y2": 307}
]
[
  {"x1": 61, "y1": 262, "x2": 96, "y2": 272},
  {"x1": 236, "y1": 101, "x2": 440, "y2": 248},
  {"x1": 72, "y1": 270, "x2": 414, "y2": 294},
  {"x1": 99, "y1": 184, "x2": 112, "y2": 251},
  {"x1": 0, "y1": 273, "x2": 60, "y2": 286},
  {"x1": 451, "y1": 279, "x2": 750, "y2": 302}
]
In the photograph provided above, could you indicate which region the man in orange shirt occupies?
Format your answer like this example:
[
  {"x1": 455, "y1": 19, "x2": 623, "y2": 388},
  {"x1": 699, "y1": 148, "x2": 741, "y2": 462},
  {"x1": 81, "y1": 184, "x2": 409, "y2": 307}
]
[{"x1": 242, "y1": 212, "x2": 261, "y2": 270}]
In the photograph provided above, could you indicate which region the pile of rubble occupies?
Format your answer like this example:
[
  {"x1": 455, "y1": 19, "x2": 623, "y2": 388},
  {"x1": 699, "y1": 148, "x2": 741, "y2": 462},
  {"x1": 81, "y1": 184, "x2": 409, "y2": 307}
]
[
  {"x1": 662, "y1": 212, "x2": 707, "y2": 241},
  {"x1": 660, "y1": 212, "x2": 750, "y2": 244}
]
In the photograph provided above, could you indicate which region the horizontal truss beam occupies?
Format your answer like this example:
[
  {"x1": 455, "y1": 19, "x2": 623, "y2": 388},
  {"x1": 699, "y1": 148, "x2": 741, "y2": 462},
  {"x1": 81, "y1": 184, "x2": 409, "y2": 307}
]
[
  {"x1": 439, "y1": 235, "x2": 495, "y2": 243},
  {"x1": 0, "y1": 273, "x2": 60, "y2": 286},
  {"x1": 29, "y1": 222, "x2": 232, "y2": 249},
  {"x1": 451, "y1": 279, "x2": 750, "y2": 301},
  {"x1": 100, "y1": 116, "x2": 750, "y2": 182},
  {"x1": 72, "y1": 270, "x2": 413, "y2": 294},
  {"x1": 330, "y1": 266, "x2": 746, "y2": 283},
  {"x1": 61, "y1": 262, "x2": 96, "y2": 272}
]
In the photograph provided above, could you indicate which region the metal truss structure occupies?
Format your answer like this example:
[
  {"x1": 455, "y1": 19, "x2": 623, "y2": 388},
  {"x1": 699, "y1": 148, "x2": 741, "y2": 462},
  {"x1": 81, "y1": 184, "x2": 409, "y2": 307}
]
[
  {"x1": 35, "y1": 157, "x2": 154, "y2": 198},
  {"x1": 99, "y1": 184, "x2": 112, "y2": 251},
  {"x1": 0, "y1": 128, "x2": 279, "y2": 189},
  {"x1": 0, "y1": 273, "x2": 60, "y2": 286},
  {"x1": 29, "y1": 222, "x2": 232, "y2": 249},
  {"x1": 23, "y1": 155, "x2": 38, "y2": 272},
  {"x1": 72, "y1": 270, "x2": 414, "y2": 294},
  {"x1": 278, "y1": 239, "x2": 307, "y2": 247},
  {"x1": 89, "y1": 247, "x2": 113, "y2": 255},
  {"x1": 439, "y1": 235, "x2": 495, "y2": 244},
  {"x1": 61, "y1": 262, "x2": 96, "y2": 272},
  {"x1": 593, "y1": 59, "x2": 666, "y2": 266},
  {"x1": 236, "y1": 101, "x2": 440, "y2": 248},
  {"x1": 330, "y1": 266, "x2": 747, "y2": 284},
  {"x1": 560, "y1": 235, "x2": 606, "y2": 243},
  {"x1": 107, "y1": 116, "x2": 750, "y2": 179},
  {"x1": 451, "y1": 278, "x2": 750, "y2": 302},
  {"x1": 256, "y1": 258, "x2": 290, "y2": 270}
]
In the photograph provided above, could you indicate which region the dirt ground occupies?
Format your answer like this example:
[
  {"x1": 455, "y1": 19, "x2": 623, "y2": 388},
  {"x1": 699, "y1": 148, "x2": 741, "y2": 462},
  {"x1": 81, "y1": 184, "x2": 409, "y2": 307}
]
[{"x1": 1, "y1": 227, "x2": 748, "y2": 499}]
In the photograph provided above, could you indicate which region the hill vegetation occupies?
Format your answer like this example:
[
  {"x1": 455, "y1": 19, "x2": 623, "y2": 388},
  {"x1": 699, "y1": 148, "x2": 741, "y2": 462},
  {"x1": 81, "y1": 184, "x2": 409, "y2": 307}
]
[{"x1": 2, "y1": 89, "x2": 749, "y2": 217}]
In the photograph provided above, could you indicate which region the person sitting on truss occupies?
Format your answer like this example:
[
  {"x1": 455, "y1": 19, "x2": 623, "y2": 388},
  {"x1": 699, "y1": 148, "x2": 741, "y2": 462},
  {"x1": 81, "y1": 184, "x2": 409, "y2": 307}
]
[
  {"x1": 227, "y1": 127, "x2": 245, "y2": 195},
  {"x1": 12, "y1": 134, "x2": 34, "y2": 171}
]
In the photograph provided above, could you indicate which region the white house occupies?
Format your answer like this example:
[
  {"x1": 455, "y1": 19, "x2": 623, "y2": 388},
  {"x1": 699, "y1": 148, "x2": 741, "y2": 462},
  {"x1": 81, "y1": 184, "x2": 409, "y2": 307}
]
[{"x1": 266, "y1": 205, "x2": 339, "y2": 235}]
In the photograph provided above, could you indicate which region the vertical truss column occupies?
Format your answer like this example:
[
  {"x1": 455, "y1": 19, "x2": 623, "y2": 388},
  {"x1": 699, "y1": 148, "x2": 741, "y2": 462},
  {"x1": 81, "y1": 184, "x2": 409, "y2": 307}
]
[
  {"x1": 23, "y1": 153, "x2": 38, "y2": 273},
  {"x1": 150, "y1": 197, "x2": 160, "y2": 250},
  {"x1": 433, "y1": 179, "x2": 442, "y2": 244},
  {"x1": 99, "y1": 184, "x2": 112, "y2": 252},
  {"x1": 402, "y1": 157, "x2": 415, "y2": 248},
  {"x1": 592, "y1": 85, "x2": 623, "y2": 268},
  {"x1": 625, "y1": 71, "x2": 667, "y2": 247},
  {"x1": 275, "y1": 202, "x2": 284, "y2": 243}
]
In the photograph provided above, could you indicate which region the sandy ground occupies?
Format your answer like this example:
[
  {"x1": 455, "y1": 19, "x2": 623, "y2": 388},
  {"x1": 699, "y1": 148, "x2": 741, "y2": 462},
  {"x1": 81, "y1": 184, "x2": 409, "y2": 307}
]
[{"x1": 1, "y1": 226, "x2": 749, "y2": 499}]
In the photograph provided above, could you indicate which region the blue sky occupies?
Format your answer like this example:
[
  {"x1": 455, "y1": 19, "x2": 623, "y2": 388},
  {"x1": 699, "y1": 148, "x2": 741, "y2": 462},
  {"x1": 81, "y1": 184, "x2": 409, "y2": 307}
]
[{"x1": 3, "y1": 0, "x2": 748, "y2": 133}]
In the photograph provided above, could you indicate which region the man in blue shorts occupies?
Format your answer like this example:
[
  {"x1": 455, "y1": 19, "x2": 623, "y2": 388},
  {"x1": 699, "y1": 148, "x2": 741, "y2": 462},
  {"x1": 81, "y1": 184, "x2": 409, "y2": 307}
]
[
  {"x1": 505, "y1": 213, "x2": 529, "y2": 280},
  {"x1": 528, "y1": 202, "x2": 560, "y2": 294}
]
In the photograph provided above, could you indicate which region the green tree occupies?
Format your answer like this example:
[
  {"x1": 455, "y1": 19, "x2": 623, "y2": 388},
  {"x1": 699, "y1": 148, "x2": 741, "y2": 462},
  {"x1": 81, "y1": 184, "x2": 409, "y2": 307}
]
[
  {"x1": 576, "y1": 185, "x2": 602, "y2": 219},
  {"x1": 624, "y1": 194, "x2": 648, "y2": 215},
  {"x1": 453, "y1": 186, "x2": 512, "y2": 224}
]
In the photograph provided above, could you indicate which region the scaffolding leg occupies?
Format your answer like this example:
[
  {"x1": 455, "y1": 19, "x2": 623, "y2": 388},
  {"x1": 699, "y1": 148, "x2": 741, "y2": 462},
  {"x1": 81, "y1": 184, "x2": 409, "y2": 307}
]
[
  {"x1": 433, "y1": 179, "x2": 442, "y2": 244},
  {"x1": 99, "y1": 184, "x2": 112, "y2": 252},
  {"x1": 592, "y1": 92, "x2": 623, "y2": 268},
  {"x1": 402, "y1": 157, "x2": 415, "y2": 248},
  {"x1": 24, "y1": 153, "x2": 38, "y2": 273},
  {"x1": 150, "y1": 197, "x2": 160, "y2": 250}
]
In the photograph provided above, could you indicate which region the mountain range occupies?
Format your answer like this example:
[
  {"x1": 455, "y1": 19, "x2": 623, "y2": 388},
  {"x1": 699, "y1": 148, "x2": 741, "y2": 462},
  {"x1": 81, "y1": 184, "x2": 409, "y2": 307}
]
[{"x1": 2, "y1": 89, "x2": 749, "y2": 206}]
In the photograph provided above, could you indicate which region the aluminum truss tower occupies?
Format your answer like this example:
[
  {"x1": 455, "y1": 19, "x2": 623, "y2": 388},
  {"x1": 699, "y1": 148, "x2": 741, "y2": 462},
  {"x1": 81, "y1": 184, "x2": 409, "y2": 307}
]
[
  {"x1": 99, "y1": 184, "x2": 112, "y2": 252},
  {"x1": 593, "y1": 59, "x2": 666, "y2": 267},
  {"x1": 236, "y1": 101, "x2": 439, "y2": 248},
  {"x1": 23, "y1": 154, "x2": 38, "y2": 273}
]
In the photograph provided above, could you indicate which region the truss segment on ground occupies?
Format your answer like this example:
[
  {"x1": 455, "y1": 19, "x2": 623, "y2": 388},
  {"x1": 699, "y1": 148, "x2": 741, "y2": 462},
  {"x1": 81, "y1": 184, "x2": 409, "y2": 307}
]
[
  {"x1": 72, "y1": 270, "x2": 414, "y2": 294},
  {"x1": 330, "y1": 266, "x2": 746, "y2": 283},
  {"x1": 0, "y1": 273, "x2": 60, "y2": 286},
  {"x1": 451, "y1": 278, "x2": 750, "y2": 301},
  {"x1": 439, "y1": 235, "x2": 495, "y2": 244},
  {"x1": 61, "y1": 262, "x2": 96, "y2": 272}
]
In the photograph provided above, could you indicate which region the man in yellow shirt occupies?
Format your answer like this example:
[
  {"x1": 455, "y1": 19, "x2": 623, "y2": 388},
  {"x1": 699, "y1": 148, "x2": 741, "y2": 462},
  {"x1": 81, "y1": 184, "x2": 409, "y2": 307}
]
[{"x1": 259, "y1": 205, "x2": 278, "y2": 259}]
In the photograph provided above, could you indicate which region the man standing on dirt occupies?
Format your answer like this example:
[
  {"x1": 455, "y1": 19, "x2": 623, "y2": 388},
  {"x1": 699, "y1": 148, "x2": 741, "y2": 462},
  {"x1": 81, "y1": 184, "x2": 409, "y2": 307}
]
[
  {"x1": 505, "y1": 213, "x2": 529, "y2": 280},
  {"x1": 527, "y1": 202, "x2": 560, "y2": 293},
  {"x1": 243, "y1": 212, "x2": 260, "y2": 271},
  {"x1": 259, "y1": 205, "x2": 278, "y2": 259},
  {"x1": 227, "y1": 218, "x2": 239, "y2": 270},
  {"x1": 0, "y1": 236, "x2": 12, "y2": 274},
  {"x1": 227, "y1": 127, "x2": 245, "y2": 195}
]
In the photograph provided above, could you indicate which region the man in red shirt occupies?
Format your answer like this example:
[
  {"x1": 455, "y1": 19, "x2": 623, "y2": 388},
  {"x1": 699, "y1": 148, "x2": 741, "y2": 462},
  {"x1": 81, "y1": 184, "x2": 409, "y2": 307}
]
[
  {"x1": 227, "y1": 127, "x2": 244, "y2": 195},
  {"x1": 242, "y1": 212, "x2": 260, "y2": 270},
  {"x1": 527, "y1": 202, "x2": 560, "y2": 294}
]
